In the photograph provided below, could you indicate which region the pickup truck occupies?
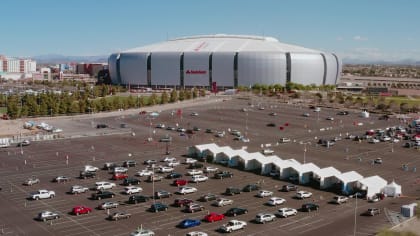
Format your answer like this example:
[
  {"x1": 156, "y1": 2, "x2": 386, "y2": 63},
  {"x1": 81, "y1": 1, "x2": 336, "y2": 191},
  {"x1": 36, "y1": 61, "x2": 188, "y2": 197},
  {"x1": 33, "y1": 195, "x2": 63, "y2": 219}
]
[
  {"x1": 214, "y1": 171, "x2": 234, "y2": 179},
  {"x1": 30, "y1": 190, "x2": 55, "y2": 200},
  {"x1": 219, "y1": 220, "x2": 247, "y2": 233}
]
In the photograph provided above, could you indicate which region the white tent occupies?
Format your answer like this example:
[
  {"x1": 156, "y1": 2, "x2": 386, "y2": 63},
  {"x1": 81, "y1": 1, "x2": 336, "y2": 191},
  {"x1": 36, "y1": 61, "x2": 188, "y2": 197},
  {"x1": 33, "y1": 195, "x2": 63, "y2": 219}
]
[
  {"x1": 383, "y1": 181, "x2": 402, "y2": 197},
  {"x1": 314, "y1": 167, "x2": 342, "y2": 189},
  {"x1": 334, "y1": 171, "x2": 363, "y2": 194},
  {"x1": 357, "y1": 175, "x2": 388, "y2": 199}
]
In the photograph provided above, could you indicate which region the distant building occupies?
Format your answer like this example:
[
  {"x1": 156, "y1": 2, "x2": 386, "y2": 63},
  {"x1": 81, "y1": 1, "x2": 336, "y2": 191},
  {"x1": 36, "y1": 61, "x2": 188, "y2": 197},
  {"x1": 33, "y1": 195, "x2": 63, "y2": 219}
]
[
  {"x1": 76, "y1": 63, "x2": 106, "y2": 77},
  {"x1": 0, "y1": 55, "x2": 36, "y2": 73}
]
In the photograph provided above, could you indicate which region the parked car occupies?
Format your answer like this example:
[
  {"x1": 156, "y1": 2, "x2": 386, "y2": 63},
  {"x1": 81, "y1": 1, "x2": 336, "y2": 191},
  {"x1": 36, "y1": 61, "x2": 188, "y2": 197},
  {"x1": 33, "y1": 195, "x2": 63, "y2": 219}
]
[
  {"x1": 214, "y1": 171, "x2": 233, "y2": 179},
  {"x1": 301, "y1": 203, "x2": 319, "y2": 212},
  {"x1": 149, "y1": 202, "x2": 168, "y2": 212},
  {"x1": 103, "y1": 162, "x2": 118, "y2": 170},
  {"x1": 188, "y1": 162, "x2": 204, "y2": 169},
  {"x1": 23, "y1": 177, "x2": 40, "y2": 186},
  {"x1": 130, "y1": 228, "x2": 155, "y2": 236},
  {"x1": 173, "y1": 198, "x2": 193, "y2": 207},
  {"x1": 255, "y1": 213, "x2": 276, "y2": 224},
  {"x1": 108, "y1": 212, "x2": 131, "y2": 221},
  {"x1": 281, "y1": 184, "x2": 298, "y2": 192},
  {"x1": 199, "y1": 193, "x2": 218, "y2": 202},
  {"x1": 332, "y1": 195, "x2": 349, "y2": 204},
  {"x1": 136, "y1": 169, "x2": 154, "y2": 177},
  {"x1": 91, "y1": 191, "x2": 115, "y2": 200},
  {"x1": 242, "y1": 184, "x2": 260, "y2": 192},
  {"x1": 123, "y1": 160, "x2": 137, "y2": 167},
  {"x1": 204, "y1": 166, "x2": 219, "y2": 173},
  {"x1": 276, "y1": 208, "x2": 298, "y2": 218},
  {"x1": 166, "y1": 172, "x2": 182, "y2": 179},
  {"x1": 225, "y1": 187, "x2": 241, "y2": 196},
  {"x1": 84, "y1": 165, "x2": 99, "y2": 172},
  {"x1": 98, "y1": 201, "x2": 119, "y2": 210},
  {"x1": 17, "y1": 140, "x2": 31, "y2": 147},
  {"x1": 365, "y1": 208, "x2": 381, "y2": 216},
  {"x1": 53, "y1": 176, "x2": 71, "y2": 183},
  {"x1": 204, "y1": 212, "x2": 225, "y2": 222},
  {"x1": 374, "y1": 158, "x2": 383, "y2": 164},
  {"x1": 154, "y1": 190, "x2": 172, "y2": 199},
  {"x1": 143, "y1": 159, "x2": 158, "y2": 165},
  {"x1": 70, "y1": 185, "x2": 89, "y2": 194},
  {"x1": 177, "y1": 219, "x2": 201, "y2": 228},
  {"x1": 72, "y1": 206, "x2": 92, "y2": 215},
  {"x1": 166, "y1": 160, "x2": 181, "y2": 167},
  {"x1": 187, "y1": 169, "x2": 203, "y2": 176},
  {"x1": 36, "y1": 211, "x2": 60, "y2": 221},
  {"x1": 158, "y1": 166, "x2": 174, "y2": 173},
  {"x1": 173, "y1": 179, "x2": 189, "y2": 186},
  {"x1": 279, "y1": 137, "x2": 291, "y2": 143},
  {"x1": 212, "y1": 198, "x2": 234, "y2": 207},
  {"x1": 162, "y1": 156, "x2": 177, "y2": 162},
  {"x1": 267, "y1": 197, "x2": 286, "y2": 206},
  {"x1": 95, "y1": 181, "x2": 116, "y2": 191},
  {"x1": 218, "y1": 220, "x2": 247, "y2": 233},
  {"x1": 79, "y1": 171, "x2": 96, "y2": 179},
  {"x1": 296, "y1": 191, "x2": 313, "y2": 199},
  {"x1": 176, "y1": 186, "x2": 198, "y2": 195},
  {"x1": 123, "y1": 177, "x2": 141, "y2": 186},
  {"x1": 225, "y1": 207, "x2": 248, "y2": 217},
  {"x1": 185, "y1": 203, "x2": 205, "y2": 213},
  {"x1": 257, "y1": 190, "x2": 273, "y2": 198},
  {"x1": 147, "y1": 175, "x2": 163, "y2": 182},
  {"x1": 112, "y1": 173, "x2": 129, "y2": 180},
  {"x1": 128, "y1": 195, "x2": 150, "y2": 204},
  {"x1": 190, "y1": 175, "x2": 208, "y2": 183},
  {"x1": 112, "y1": 167, "x2": 128, "y2": 173},
  {"x1": 96, "y1": 124, "x2": 108, "y2": 129},
  {"x1": 124, "y1": 186, "x2": 143, "y2": 195}
]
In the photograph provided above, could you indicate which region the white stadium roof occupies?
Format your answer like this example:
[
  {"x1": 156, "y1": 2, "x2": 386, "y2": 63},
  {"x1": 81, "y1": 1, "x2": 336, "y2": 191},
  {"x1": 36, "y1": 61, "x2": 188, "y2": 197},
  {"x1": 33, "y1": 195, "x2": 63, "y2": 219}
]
[{"x1": 124, "y1": 34, "x2": 320, "y2": 54}]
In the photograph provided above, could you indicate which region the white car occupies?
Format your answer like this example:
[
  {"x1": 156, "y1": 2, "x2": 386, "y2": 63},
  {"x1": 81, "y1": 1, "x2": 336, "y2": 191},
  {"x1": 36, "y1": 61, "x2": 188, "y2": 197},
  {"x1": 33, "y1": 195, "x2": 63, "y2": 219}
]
[
  {"x1": 204, "y1": 166, "x2": 219, "y2": 173},
  {"x1": 158, "y1": 166, "x2": 174, "y2": 173},
  {"x1": 176, "y1": 186, "x2": 198, "y2": 195},
  {"x1": 267, "y1": 197, "x2": 286, "y2": 206},
  {"x1": 261, "y1": 149, "x2": 274, "y2": 155},
  {"x1": 162, "y1": 156, "x2": 176, "y2": 162},
  {"x1": 184, "y1": 158, "x2": 197, "y2": 164},
  {"x1": 156, "y1": 123, "x2": 165, "y2": 128},
  {"x1": 113, "y1": 167, "x2": 128, "y2": 173},
  {"x1": 276, "y1": 208, "x2": 298, "y2": 218},
  {"x1": 326, "y1": 116, "x2": 334, "y2": 121},
  {"x1": 296, "y1": 191, "x2": 313, "y2": 199},
  {"x1": 219, "y1": 220, "x2": 247, "y2": 233},
  {"x1": 166, "y1": 160, "x2": 181, "y2": 167},
  {"x1": 212, "y1": 198, "x2": 233, "y2": 207},
  {"x1": 255, "y1": 213, "x2": 276, "y2": 224},
  {"x1": 124, "y1": 186, "x2": 143, "y2": 195},
  {"x1": 130, "y1": 229, "x2": 155, "y2": 236},
  {"x1": 98, "y1": 201, "x2": 119, "y2": 210},
  {"x1": 136, "y1": 169, "x2": 154, "y2": 177},
  {"x1": 190, "y1": 112, "x2": 199, "y2": 116},
  {"x1": 84, "y1": 165, "x2": 99, "y2": 172},
  {"x1": 95, "y1": 181, "x2": 116, "y2": 190},
  {"x1": 71, "y1": 185, "x2": 89, "y2": 194},
  {"x1": 257, "y1": 190, "x2": 274, "y2": 198},
  {"x1": 186, "y1": 232, "x2": 208, "y2": 236},
  {"x1": 380, "y1": 136, "x2": 391, "y2": 142},
  {"x1": 190, "y1": 175, "x2": 208, "y2": 183},
  {"x1": 368, "y1": 138, "x2": 380, "y2": 144},
  {"x1": 187, "y1": 169, "x2": 203, "y2": 176}
]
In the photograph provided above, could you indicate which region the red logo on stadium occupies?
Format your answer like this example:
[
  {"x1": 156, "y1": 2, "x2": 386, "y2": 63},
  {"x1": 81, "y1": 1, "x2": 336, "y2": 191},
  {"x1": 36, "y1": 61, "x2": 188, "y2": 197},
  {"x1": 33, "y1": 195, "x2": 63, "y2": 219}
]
[{"x1": 186, "y1": 70, "x2": 206, "y2": 75}]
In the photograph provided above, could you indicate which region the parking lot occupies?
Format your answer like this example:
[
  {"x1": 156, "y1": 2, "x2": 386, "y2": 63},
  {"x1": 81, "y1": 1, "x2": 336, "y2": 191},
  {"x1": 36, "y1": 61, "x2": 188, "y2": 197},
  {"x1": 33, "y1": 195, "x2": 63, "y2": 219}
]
[{"x1": 1, "y1": 94, "x2": 419, "y2": 236}]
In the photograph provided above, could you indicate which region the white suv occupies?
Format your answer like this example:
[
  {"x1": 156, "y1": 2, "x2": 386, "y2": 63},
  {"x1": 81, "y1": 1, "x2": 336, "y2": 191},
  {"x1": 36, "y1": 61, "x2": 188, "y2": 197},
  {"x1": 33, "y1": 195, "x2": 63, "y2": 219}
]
[
  {"x1": 95, "y1": 181, "x2": 116, "y2": 190},
  {"x1": 255, "y1": 213, "x2": 276, "y2": 224},
  {"x1": 333, "y1": 195, "x2": 349, "y2": 204},
  {"x1": 276, "y1": 208, "x2": 297, "y2": 218}
]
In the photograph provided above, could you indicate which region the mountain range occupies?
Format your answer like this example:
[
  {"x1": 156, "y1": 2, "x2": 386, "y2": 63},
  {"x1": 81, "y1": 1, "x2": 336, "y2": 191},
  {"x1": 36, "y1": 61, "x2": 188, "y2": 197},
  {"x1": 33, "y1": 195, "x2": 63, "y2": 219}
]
[{"x1": 32, "y1": 54, "x2": 420, "y2": 66}]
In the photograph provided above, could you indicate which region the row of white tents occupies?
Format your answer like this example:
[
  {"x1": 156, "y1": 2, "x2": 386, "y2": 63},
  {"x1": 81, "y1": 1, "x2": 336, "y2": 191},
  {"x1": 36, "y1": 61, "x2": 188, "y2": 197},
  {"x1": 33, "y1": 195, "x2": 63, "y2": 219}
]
[{"x1": 188, "y1": 143, "x2": 402, "y2": 199}]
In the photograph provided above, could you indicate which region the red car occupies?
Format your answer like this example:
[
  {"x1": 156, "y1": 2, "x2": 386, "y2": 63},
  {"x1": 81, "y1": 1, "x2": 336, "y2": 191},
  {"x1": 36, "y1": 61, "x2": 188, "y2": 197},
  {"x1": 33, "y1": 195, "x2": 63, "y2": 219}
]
[
  {"x1": 173, "y1": 198, "x2": 193, "y2": 207},
  {"x1": 72, "y1": 206, "x2": 92, "y2": 215},
  {"x1": 204, "y1": 212, "x2": 225, "y2": 222},
  {"x1": 173, "y1": 179, "x2": 188, "y2": 186},
  {"x1": 112, "y1": 173, "x2": 128, "y2": 180}
]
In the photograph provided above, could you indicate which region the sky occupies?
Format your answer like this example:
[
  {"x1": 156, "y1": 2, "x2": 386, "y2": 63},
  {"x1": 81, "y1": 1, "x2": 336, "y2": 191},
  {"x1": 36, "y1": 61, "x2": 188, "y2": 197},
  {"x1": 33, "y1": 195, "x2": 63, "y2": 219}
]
[{"x1": 1, "y1": 0, "x2": 420, "y2": 62}]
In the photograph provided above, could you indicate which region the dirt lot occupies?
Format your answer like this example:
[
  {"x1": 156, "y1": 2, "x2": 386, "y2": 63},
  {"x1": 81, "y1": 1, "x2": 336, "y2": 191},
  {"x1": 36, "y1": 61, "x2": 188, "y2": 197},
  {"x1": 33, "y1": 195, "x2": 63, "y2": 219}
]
[{"x1": 0, "y1": 94, "x2": 419, "y2": 236}]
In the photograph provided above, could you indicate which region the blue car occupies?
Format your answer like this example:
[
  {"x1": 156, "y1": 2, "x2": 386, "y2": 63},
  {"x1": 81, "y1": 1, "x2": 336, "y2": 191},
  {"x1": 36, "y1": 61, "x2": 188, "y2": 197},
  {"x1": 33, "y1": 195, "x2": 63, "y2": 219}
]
[{"x1": 177, "y1": 219, "x2": 201, "y2": 228}]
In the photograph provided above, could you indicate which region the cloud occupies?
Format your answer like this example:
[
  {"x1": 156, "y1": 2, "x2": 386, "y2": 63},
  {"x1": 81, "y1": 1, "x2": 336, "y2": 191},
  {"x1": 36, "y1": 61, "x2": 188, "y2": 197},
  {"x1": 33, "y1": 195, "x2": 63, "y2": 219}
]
[
  {"x1": 353, "y1": 35, "x2": 368, "y2": 41},
  {"x1": 336, "y1": 36, "x2": 344, "y2": 41},
  {"x1": 337, "y1": 47, "x2": 420, "y2": 62}
]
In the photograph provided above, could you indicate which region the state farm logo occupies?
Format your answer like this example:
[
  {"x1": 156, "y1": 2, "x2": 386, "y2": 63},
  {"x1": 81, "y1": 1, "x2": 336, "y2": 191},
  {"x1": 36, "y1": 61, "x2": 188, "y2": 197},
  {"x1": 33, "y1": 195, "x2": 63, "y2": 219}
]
[{"x1": 186, "y1": 70, "x2": 206, "y2": 75}]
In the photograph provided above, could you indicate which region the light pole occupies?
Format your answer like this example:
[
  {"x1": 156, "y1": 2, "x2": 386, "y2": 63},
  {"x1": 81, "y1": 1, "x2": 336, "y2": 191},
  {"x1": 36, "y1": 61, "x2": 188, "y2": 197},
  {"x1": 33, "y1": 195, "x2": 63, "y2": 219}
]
[
  {"x1": 299, "y1": 141, "x2": 311, "y2": 164},
  {"x1": 151, "y1": 164, "x2": 156, "y2": 205},
  {"x1": 354, "y1": 194, "x2": 357, "y2": 236}
]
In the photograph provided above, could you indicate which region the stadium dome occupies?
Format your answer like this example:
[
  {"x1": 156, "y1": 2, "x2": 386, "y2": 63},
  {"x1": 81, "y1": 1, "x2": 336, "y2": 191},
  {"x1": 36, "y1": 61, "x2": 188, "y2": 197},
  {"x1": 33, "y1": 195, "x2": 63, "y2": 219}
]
[{"x1": 108, "y1": 34, "x2": 341, "y2": 88}]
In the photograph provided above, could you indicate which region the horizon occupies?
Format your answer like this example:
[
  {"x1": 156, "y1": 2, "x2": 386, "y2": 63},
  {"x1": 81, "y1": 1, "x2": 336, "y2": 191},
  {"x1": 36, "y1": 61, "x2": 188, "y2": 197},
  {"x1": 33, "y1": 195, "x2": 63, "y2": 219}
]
[{"x1": 1, "y1": 0, "x2": 420, "y2": 63}]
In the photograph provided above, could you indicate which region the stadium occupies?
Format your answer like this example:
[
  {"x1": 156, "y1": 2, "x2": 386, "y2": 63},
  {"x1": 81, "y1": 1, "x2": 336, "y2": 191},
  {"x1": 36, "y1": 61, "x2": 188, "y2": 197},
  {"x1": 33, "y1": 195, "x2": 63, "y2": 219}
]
[{"x1": 108, "y1": 34, "x2": 341, "y2": 88}]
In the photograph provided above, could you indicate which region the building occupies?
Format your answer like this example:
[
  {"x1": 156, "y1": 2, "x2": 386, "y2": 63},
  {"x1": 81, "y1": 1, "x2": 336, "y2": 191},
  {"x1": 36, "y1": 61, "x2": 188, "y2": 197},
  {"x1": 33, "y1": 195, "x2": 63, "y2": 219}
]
[
  {"x1": 108, "y1": 34, "x2": 341, "y2": 88},
  {"x1": 0, "y1": 55, "x2": 36, "y2": 73},
  {"x1": 76, "y1": 63, "x2": 106, "y2": 77}
]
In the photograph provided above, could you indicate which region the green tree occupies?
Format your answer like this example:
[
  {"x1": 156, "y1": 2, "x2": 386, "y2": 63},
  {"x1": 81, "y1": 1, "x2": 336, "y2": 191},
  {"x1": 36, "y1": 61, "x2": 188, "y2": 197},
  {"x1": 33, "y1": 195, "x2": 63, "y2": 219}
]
[
  {"x1": 192, "y1": 88, "x2": 198, "y2": 99},
  {"x1": 149, "y1": 93, "x2": 158, "y2": 105},
  {"x1": 161, "y1": 91, "x2": 169, "y2": 104},
  {"x1": 178, "y1": 90, "x2": 185, "y2": 101},
  {"x1": 6, "y1": 95, "x2": 19, "y2": 119},
  {"x1": 199, "y1": 89, "x2": 206, "y2": 97},
  {"x1": 170, "y1": 90, "x2": 178, "y2": 103},
  {"x1": 70, "y1": 101, "x2": 80, "y2": 114}
]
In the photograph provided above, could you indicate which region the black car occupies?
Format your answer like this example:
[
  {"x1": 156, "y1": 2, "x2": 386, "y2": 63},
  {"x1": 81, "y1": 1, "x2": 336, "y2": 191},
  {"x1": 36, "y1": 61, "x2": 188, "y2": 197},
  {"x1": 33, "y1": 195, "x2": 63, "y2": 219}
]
[
  {"x1": 188, "y1": 163, "x2": 204, "y2": 169},
  {"x1": 225, "y1": 187, "x2": 241, "y2": 195},
  {"x1": 96, "y1": 124, "x2": 108, "y2": 129},
  {"x1": 154, "y1": 190, "x2": 172, "y2": 199},
  {"x1": 123, "y1": 160, "x2": 136, "y2": 167},
  {"x1": 214, "y1": 171, "x2": 234, "y2": 179},
  {"x1": 199, "y1": 193, "x2": 217, "y2": 202},
  {"x1": 128, "y1": 195, "x2": 150, "y2": 204},
  {"x1": 91, "y1": 191, "x2": 115, "y2": 200},
  {"x1": 337, "y1": 111, "x2": 349, "y2": 115},
  {"x1": 242, "y1": 184, "x2": 260, "y2": 192},
  {"x1": 166, "y1": 173, "x2": 183, "y2": 179},
  {"x1": 281, "y1": 184, "x2": 298, "y2": 192},
  {"x1": 301, "y1": 203, "x2": 319, "y2": 212},
  {"x1": 79, "y1": 171, "x2": 96, "y2": 179},
  {"x1": 143, "y1": 159, "x2": 157, "y2": 165},
  {"x1": 150, "y1": 202, "x2": 168, "y2": 212},
  {"x1": 122, "y1": 177, "x2": 141, "y2": 186},
  {"x1": 205, "y1": 129, "x2": 214, "y2": 133},
  {"x1": 225, "y1": 207, "x2": 248, "y2": 217},
  {"x1": 266, "y1": 123, "x2": 276, "y2": 127}
]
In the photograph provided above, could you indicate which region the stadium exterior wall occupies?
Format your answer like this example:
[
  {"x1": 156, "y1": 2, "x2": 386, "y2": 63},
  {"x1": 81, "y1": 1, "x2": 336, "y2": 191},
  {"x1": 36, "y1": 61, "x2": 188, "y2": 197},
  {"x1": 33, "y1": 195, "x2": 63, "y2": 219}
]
[{"x1": 108, "y1": 36, "x2": 341, "y2": 88}]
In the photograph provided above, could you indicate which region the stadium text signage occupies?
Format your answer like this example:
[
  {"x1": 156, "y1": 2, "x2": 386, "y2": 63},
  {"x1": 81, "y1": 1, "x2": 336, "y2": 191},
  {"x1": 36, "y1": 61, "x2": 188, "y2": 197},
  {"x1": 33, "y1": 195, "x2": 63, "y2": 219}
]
[{"x1": 186, "y1": 70, "x2": 206, "y2": 75}]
